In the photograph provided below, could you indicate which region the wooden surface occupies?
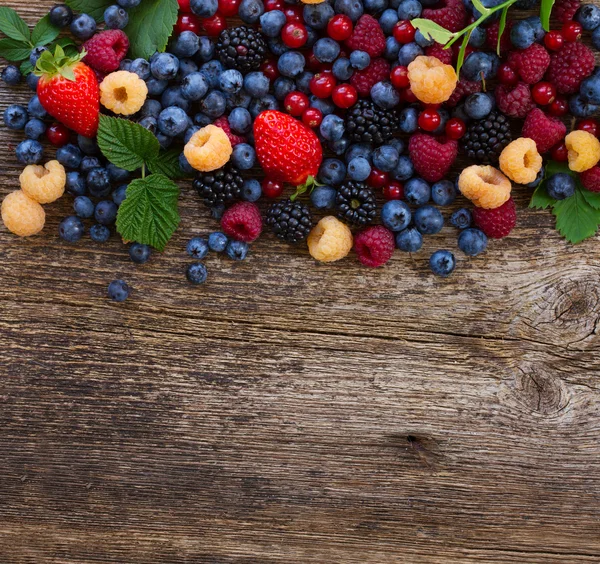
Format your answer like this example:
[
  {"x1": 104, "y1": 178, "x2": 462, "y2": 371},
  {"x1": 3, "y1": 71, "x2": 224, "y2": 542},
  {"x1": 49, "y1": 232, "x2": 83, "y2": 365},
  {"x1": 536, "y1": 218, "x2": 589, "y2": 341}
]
[{"x1": 1, "y1": 2, "x2": 600, "y2": 562}]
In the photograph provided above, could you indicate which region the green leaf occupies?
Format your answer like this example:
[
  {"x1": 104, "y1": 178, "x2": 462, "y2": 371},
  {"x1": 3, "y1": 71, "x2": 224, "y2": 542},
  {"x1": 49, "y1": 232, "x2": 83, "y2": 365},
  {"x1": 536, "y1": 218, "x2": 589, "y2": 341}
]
[
  {"x1": 0, "y1": 7, "x2": 31, "y2": 44},
  {"x1": 65, "y1": 0, "x2": 112, "y2": 22},
  {"x1": 471, "y1": 0, "x2": 490, "y2": 16},
  {"x1": 0, "y1": 38, "x2": 32, "y2": 62},
  {"x1": 581, "y1": 188, "x2": 600, "y2": 210},
  {"x1": 124, "y1": 0, "x2": 179, "y2": 60},
  {"x1": 147, "y1": 149, "x2": 185, "y2": 179},
  {"x1": 497, "y1": 5, "x2": 509, "y2": 55},
  {"x1": 31, "y1": 15, "x2": 60, "y2": 47},
  {"x1": 455, "y1": 32, "x2": 471, "y2": 77},
  {"x1": 553, "y1": 187, "x2": 600, "y2": 244},
  {"x1": 116, "y1": 174, "x2": 181, "y2": 251},
  {"x1": 410, "y1": 18, "x2": 455, "y2": 45},
  {"x1": 540, "y1": 0, "x2": 555, "y2": 32},
  {"x1": 530, "y1": 182, "x2": 556, "y2": 210},
  {"x1": 20, "y1": 59, "x2": 33, "y2": 75},
  {"x1": 97, "y1": 115, "x2": 160, "y2": 172}
]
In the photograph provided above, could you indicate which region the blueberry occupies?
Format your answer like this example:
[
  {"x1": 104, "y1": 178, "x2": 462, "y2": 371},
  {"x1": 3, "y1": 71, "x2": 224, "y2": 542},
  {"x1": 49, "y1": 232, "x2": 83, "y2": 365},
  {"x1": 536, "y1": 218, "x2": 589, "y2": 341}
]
[
  {"x1": 329, "y1": 137, "x2": 349, "y2": 156},
  {"x1": 273, "y1": 76, "x2": 295, "y2": 100},
  {"x1": 151, "y1": 52, "x2": 179, "y2": 80},
  {"x1": 90, "y1": 224, "x2": 111, "y2": 243},
  {"x1": 29, "y1": 46, "x2": 48, "y2": 68},
  {"x1": 379, "y1": 9, "x2": 399, "y2": 34},
  {"x1": 199, "y1": 91, "x2": 227, "y2": 119},
  {"x1": 108, "y1": 279, "x2": 130, "y2": 302},
  {"x1": 345, "y1": 143, "x2": 373, "y2": 163},
  {"x1": 117, "y1": 0, "x2": 141, "y2": 7},
  {"x1": 95, "y1": 200, "x2": 118, "y2": 225},
  {"x1": 415, "y1": 29, "x2": 434, "y2": 48},
  {"x1": 226, "y1": 90, "x2": 252, "y2": 110},
  {"x1": 320, "y1": 114, "x2": 345, "y2": 142},
  {"x1": 1, "y1": 65, "x2": 21, "y2": 86},
  {"x1": 310, "y1": 96, "x2": 335, "y2": 116},
  {"x1": 451, "y1": 208, "x2": 472, "y2": 229},
  {"x1": 184, "y1": 125, "x2": 200, "y2": 144},
  {"x1": 139, "y1": 99, "x2": 162, "y2": 119},
  {"x1": 303, "y1": 2, "x2": 335, "y2": 28},
  {"x1": 161, "y1": 86, "x2": 191, "y2": 112},
  {"x1": 349, "y1": 50, "x2": 370, "y2": 70},
  {"x1": 211, "y1": 205, "x2": 225, "y2": 220},
  {"x1": 146, "y1": 78, "x2": 168, "y2": 96},
  {"x1": 139, "y1": 116, "x2": 157, "y2": 133},
  {"x1": 462, "y1": 52, "x2": 494, "y2": 81},
  {"x1": 240, "y1": 179, "x2": 262, "y2": 202},
  {"x1": 525, "y1": 169, "x2": 544, "y2": 189},
  {"x1": 334, "y1": 0, "x2": 364, "y2": 22},
  {"x1": 384, "y1": 36, "x2": 401, "y2": 60},
  {"x1": 107, "y1": 164, "x2": 130, "y2": 183},
  {"x1": 268, "y1": 37, "x2": 290, "y2": 57},
  {"x1": 59, "y1": 216, "x2": 85, "y2": 242},
  {"x1": 186, "y1": 262, "x2": 209, "y2": 284},
  {"x1": 593, "y1": 26, "x2": 600, "y2": 51},
  {"x1": 313, "y1": 38, "x2": 341, "y2": 63},
  {"x1": 392, "y1": 156, "x2": 414, "y2": 181},
  {"x1": 80, "y1": 156, "x2": 101, "y2": 173},
  {"x1": 157, "y1": 133, "x2": 173, "y2": 150},
  {"x1": 414, "y1": 205, "x2": 444, "y2": 234},
  {"x1": 569, "y1": 94, "x2": 599, "y2": 117},
  {"x1": 243, "y1": 71, "x2": 270, "y2": 98},
  {"x1": 372, "y1": 145, "x2": 400, "y2": 172},
  {"x1": 27, "y1": 95, "x2": 47, "y2": 120},
  {"x1": 231, "y1": 143, "x2": 256, "y2": 170},
  {"x1": 431, "y1": 180, "x2": 457, "y2": 206},
  {"x1": 112, "y1": 184, "x2": 128, "y2": 206},
  {"x1": 381, "y1": 200, "x2": 412, "y2": 232},
  {"x1": 158, "y1": 106, "x2": 189, "y2": 137},
  {"x1": 524, "y1": 16, "x2": 545, "y2": 43},
  {"x1": 24, "y1": 118, "x2": 46, "y2": 140},
  {"x1": 197, "y1": 36, "x2": 215, "y2": 63},
  {"x1": 16, "y1": 139, "x2": 43, "y2": 165},
  {"x1": 580, "y1": 74, "x2": 600, "y2": 105},
  {"x1": 239, "y1": 0, "x2": 264, "y2": 23},
  {"x1": 220, "y1": 69, "x2": 244, "y2": 94},
  {"x1": 177, "y1": 58, "x2": 199, "y2": 80},
  {"x1": 364, "y1": 0, "x2": 387, "y2": 12},
  {"x1": 396, "y1": 227, "x2": 423, "y2": 252},
  {"x1": 458, "y1": 228, "x2": 488, "y2": 256},
  {"x1": 278, "y1": 51, "x2": 305, "y2": 78},
  {"x1": 333, "y1": 57, "x2": 354, "y2": 81},
  {"x1": 186, "y1": 237, "x2": 209, "y2": 260},
  {"x1": 87, "y1": 168, "x2": 112, "y2": 198},
  {"x1": 399, "y1": 107, "x2": 418, "y2": 133},
  {"x1": 249, "y1": 94, "x2": 279, "y2": 118},
  {"x1": 318, "y1": 158, "x2": 346, "y2": 185},
  {"x1": 66, "y1": 172, "x2": 87, "y2": 196},
  {"x1": 3, "y1": 105, "x2": 28, "y2": 130},
  {"x1": 78, "y1": 135, "x2": 99, "y2": 156},
  {"x1": 208, "y1": 232, "x2": 229, "y2": 252},
  {"x1": 226, "y1": 240, "x2": 249, "y2": 260},
  {"x1": 49, "y1": 3, "x2": 73, "y2": 27},
  {"x1": 388, "y1": 138, "x2": 405, "y2": 155},
  {"x1": 26, "y1": 73, "x2": 39, "y2": 92},
  {"x1": 510, "y1": 20, "x2": 535, "y2": 49},
  {"x1": 397, "y1": 0, "x2": 422, "y2": 19},
  {"x1": 70, "y1": 14, "x2": 97, "y2": 40},
  {"x1": 469, "y1": 26, "x2": 487, "y2": 47},
  {"x1": 310, "y1": 185, "x2": 337, "y2": 209},
  {"x1": 180, "y1": 72, "x2": 209, "y2": 102},
  {"x1": 229, "y1": 107, "x2": 252, "y2": 135},
  {"x1": 172, "y1": 31, "x2": 200, "y2": 58},
  {"x1": 261, "y1": 10, "x2": 286, "y2": 36},
  {"x1": 179, "y1": 153, "x2": 195, "y2": 175},
  {"x1": 74, "y1": 196, "x2": 95, "y2": 218},
  {"x1": 398, "y1": 42, "x2": 423, "y2": 66},
  {"x1": 348, "y1": 157, "x2": 372, "y2": 181},
  {"x1": 404, "y1": 177, "x2": 431, "y2": 205},
  {"x1": 430, "y1": 250, "x2": 456, "y2": 277},
  {"x1": 546, "y1": 172, "x2": 576, "y2": 200},
  {"x1": 194, "y1": 113, "x2": 212, "y2": 127},
  {"x1": 104, "y1": 5, "x2": 129, "y2": 29},
  {"x1": 129, "y1": 243, "x2": 152, "y2": 264},
  {"x1": 464, "y1": 92, "x2": 494, "y2": 119},
  {"x1": 371, "y1": 81, "x2": 400, "y2": 109},
  {"x1": 120, "y1": 59, "x2": 132, "y2": 71}
]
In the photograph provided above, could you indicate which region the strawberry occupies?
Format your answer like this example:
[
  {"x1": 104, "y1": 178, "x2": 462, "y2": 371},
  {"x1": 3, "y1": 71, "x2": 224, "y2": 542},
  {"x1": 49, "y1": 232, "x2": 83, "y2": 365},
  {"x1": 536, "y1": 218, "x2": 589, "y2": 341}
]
[
  {"x1": 254, "y1": 110, "x2": 323, "y2": 187},
  {"x1": 35, "y1": 46, "x2": 100, "y2": 138}
]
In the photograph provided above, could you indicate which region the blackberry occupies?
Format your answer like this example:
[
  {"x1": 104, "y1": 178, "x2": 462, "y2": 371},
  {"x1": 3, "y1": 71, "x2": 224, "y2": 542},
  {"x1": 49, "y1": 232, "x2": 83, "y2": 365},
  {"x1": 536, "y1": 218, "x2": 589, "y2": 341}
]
[
  {"x1": 461, "y1": 111, "x2": 513, "y2": 165},
  {"x1": 266, "y1": 199, "x2": 313, "y2": 243},
  {"x1": 216, "y1": 26, "x2": 267, "y2": 73},
  {"x1": 193, "y1": 164, "x2": 243, "y2": 207},
  {"x1": 336, "y1": 181, "x2": 377, "y2": 227},
  {"x1": 345, "y1": 100, "x2": 398, "y2": 145}
]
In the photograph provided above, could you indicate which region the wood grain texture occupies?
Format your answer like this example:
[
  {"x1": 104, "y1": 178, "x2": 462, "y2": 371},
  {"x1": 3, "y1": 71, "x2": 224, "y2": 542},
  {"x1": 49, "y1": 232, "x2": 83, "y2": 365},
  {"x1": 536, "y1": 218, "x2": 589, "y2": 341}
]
[{"x1": 1, "y1": 2, "x2": 600, "y2": 562}]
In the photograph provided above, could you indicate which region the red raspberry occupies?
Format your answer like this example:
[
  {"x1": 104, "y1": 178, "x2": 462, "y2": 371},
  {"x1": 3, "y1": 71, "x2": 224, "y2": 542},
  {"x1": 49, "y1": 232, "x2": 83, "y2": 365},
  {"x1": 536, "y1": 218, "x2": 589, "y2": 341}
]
[
  {"x1": 408, "y1": 134, "x2": 458, "y2": 183},
  {"x1": 82, "y1": 30, "x2": 129, "y2": 74},
  {"x1": 495, "y1": 82, "x2": 535, "y2": 118},
  {"x1": 546, "y1": 42, "x2": 595, "y2": 94},
  {"x1": 552, "y1": 0, "x2": 580, "y2": 22},
  {"x1": 473, "y1": 197, "x2": 517, "y2": 239},
  {"x1": 345, "y1": 15, "x2": 385, "y2": 58},
  {"x1": 220, "y1": 202, "x2": 263, "y2": 242},
  {"x1": 579, "y1": 166, "x2": 600, "y2": 192},
  {"x1": 485, "y1": 19, "x2": 512, "y2": 54},
  {"x1": 506, "y1": 44, "x2": 550, "y2": 85},
  {"x1": 446, "y1": 78, "x2": 481, "y2": 107},
  {"x1": 349, "y1": 57, "x2": 390, "y2": 97},
  {"x1": 353, "y1": 225, "x2": 395, "y2": 268},
  {"x1": 422, "y1": 0, "x2": 466, "y2": 33},
  {"x1": 425, "y1": 42, "x2": 453, "y2": 65},
  {"x1": 213, "y1": 116, "x2": 246, "y2": 147},
  {"x1": 521, "y1": 108, "x2": 567, "y2": 154}
]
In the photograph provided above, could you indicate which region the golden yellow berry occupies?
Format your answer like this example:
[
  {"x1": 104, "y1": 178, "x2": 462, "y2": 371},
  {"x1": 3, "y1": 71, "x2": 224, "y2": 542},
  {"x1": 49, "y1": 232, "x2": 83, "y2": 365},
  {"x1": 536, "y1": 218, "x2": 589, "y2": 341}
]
[
  {"x1": 1, "y1": 190, "x2": 45, "y2": 237},
  {"x1": 307, "y1": 216, "x2": 353, "y2": 263},
  {"x1": 184, "y1": 124, "x2": 233, "y2": 172},
  {"x1": 458, "y1": 165, "x2": 512, "y2": 210},
  {"x1": 565, "y1": 130, "x2": 600, "y2": 172},
  {"x1": 407, "y1": 55, "x2": 458, "y2": 104},
  {"x1": 499, "y1": 137, "x2": 543, "y2": 184},
  {"x1": 19, "y1": 160, "x2": 66, "y2": 204},
  {"x1": 100, "y1": 71, "x2": 148, "y2": 116}
]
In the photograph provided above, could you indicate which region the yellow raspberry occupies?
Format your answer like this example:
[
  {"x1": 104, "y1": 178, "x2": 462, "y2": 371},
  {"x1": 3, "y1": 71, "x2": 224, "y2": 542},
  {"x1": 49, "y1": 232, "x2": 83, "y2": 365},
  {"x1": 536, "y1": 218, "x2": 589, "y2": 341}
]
[
  {"x1": 19, "y1": 160, "x2": 66, "y2": 204},
  {"x1": 100, "y1": 71, "x2": 148, "y2": 116},
  {"x1": 307, "y1": 216, "x2": 353, "y2": 263},
  {"x1": 458, "y1": 165, "x2": 512, "y2": 210},
  {"x1": 499, "y1": 137, "x2": 543, "y2": 184},
  {"x1": 1, "y1": 190, "x2": 45, "y2": 237},
  {"x1": 407, "y1": 56, "x2": 458, "y2": 104},
  {"x1": 565, "y1": 130, "x2": 600, "y2": 172},
  {"x1": 184, "y1": 124, "x2": 233, "y2": 172}
]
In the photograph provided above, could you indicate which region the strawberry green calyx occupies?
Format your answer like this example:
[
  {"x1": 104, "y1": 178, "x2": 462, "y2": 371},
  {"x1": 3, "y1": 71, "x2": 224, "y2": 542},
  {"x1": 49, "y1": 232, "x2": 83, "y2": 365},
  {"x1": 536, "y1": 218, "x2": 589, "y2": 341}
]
[
  {"x1": 33, "y1": 45, "x2": 87, "y2": 82},
  {"x1": 290, "y1": 176, "x2": 324, "y2": 202}
]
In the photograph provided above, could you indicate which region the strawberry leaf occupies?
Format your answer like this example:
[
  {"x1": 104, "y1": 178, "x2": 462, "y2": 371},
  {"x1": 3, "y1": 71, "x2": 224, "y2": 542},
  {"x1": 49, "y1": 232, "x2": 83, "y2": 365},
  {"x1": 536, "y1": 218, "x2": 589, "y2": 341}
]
[
  {"x1": 124, "y1": 0, "x2": 179, "y2": 60},
  {"x1": 581, "y1": 188, "x2": 600, "y2": 210},
  {"x1": 31, "y1": 15, "x2": 60, "y2": 47},
  {"x1": 0, "y1": 7, "x2": 31, "y2": 44},
  {"x1": 410, "y1": 19, "x2": 455, "y2": 45},
  {"x1": 147, "y1": 149, "x2": 185, "y2": 179},
  {"x1": 20, "y1": 59, "x2": 33, "y2": 75},
  {"x1": 116, "y1": 174, "x2": 180, "y2": 252},
  {"x1": 529, "y1": 183, "x2": 556, "y2": 210},
  {"x1": 553, "y1": 187, "x2": 600, "y2": 244},
  {"x1": 0, "y1": 38, "x2": 31, "y2": 62},
  {"x1": 65, "y1": 0, "x2": 112, "y2": 22}
]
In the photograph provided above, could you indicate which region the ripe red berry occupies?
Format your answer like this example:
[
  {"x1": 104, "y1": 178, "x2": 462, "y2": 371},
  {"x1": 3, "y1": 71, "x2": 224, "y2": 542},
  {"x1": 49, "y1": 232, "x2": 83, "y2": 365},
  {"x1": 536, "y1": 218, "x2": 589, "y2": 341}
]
[
  {"x1": 46, "y1": 122, "x2": 70, "y2": 147},
  {"x1": 531, "y1": 81, "x2": 556, "y2": 105},
  {"x1": 403, "y1": 87, "x2": 417, "y2": 103},
  {"x1": 418, "y1": 109, "x2": 441, "y2": 132},
  {"x1": 218, "y1": 0, "x2": 240, "y2": 17},
  {"x1": 175, "y1": 13, "x2": 202, "y2": 34},
  {"x1": 562, "y1": 21, "x2": 582, "y2": 42},
  {"x1": 544, "y1": 30, "x2": 564, "y2": 51},
  {"x1": 445, "y1": 117, "x2": 466, "y2": 140},
  {"x1": 332, "y1": 84, "x2": 357, "y2": 108},
  {"x1": 260, "y1": 59, "x2": 279, "y2": 80},
  {"x1": 367, "y1": 169, "x2": 389, "y2": 189},
  {"x1": 577, "y1": 118, "x2": 600, "y2": 137},
  {"x1": 284, "y1": 91, "x2": 309, "y2": 116},
  {"x1": 281, "y1": 22, "x2": 308, "y2": 48},
  {"x1": 283, "y1": 5, "x2": 303, "y2": 22},
  {"x1": 178, "y1": 0, "x2": 191, "y2": 12},
  {"x1": 383, "y1": 181, "x2": 403, "y2": 201},
  {"x1": 497, "y1": 62, "x2": 519, "y2": 86},
  {"x1": 302, "y1": 107, "x2": 323, "y2": 128},
  {"x1": 551, "y1": 141, "x2": 569, "y2": 162},
  {"x1": 393, "y1": 20, "x2": 415, "y2": 43},
  {"x1": 309, "y1": 72, "x2": 337, "y2": 98},
  {"x1": 390, "y1": 65, "x2": 410, "y2": 89},
  {"x1": 264, "y1": 0, "x2": 283, "y2": 10},
  {"x1": 548, "y1": 96, "x2": 569, "y2": 117},
  {"x1": 202, "y1": 13, "x2": 227, "y2": 36},
  {"x1": 327, "y1": 14, "x2": 353, "y2": 41},
  {"x1": 262, "y1": 178, "x2": 284, "y2": 198},
  {"x1": 307, "y1": 51, "x2": 328, "y2": 72}
]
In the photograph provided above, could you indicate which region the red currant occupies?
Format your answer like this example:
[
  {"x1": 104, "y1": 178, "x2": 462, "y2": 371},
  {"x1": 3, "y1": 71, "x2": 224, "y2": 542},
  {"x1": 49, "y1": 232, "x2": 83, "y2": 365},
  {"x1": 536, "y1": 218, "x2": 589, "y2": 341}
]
[
  {"x1": 281, "y1": 22, "x2": 308, "y2": 48},
  {"x1": 445, "y1": 117, "x2": 466, "y2": 140},
  {"x1": 283, "y1": 5, "x2": 303, "y2": 22},
  {"x1": 531, "y1": 81, "x2": 556, "y2": 105},
  {"x1": 544, "y1": 30, "x2": 564, "y2": 51},
  {"x1": 309, "y1": 72, "x2": 337, "y2": 99},
  {"x1": 262, "y1": 179, "x2": 284, "y2": 198},
  {"x1": 327, "y1": 14, "x2": 353, "y2": 41},
  {"x1": 284, "y1": 91, "x2": 309, "y2": 116},
  {"x1": 403, "y1": 87, "x2": 417, "y2": 103},
  {"x1": 218, "y1": 0, "x2": 240, "y2": 17},
  {"x1": 302, "y1": 107, "x2": 323, "y2": 128},
  {"x1": 548, "y1": 96, "x2": 569, "y2": 117},
  {"x1": 497, "y1": 62, "x2": 519, "y2": 86},
  {"x1": 175, "y1": 13, "x2": 202, "y2": 34},
  {"x1": 332, "y1": 84, "x2": 357, "y2": 109},
  {"x1": 390, "y1": 65, "x2": 409, "y2": 89},
  {"x1": 383, "y1": 181, "x2": 403, "y2": 201},
  {"x1": 202, "y1": 13, "x2": 227, "y2": 36},
  {"x1": 264, "y1": 0, "x2": 284, "y2": 10},
  {"x1": 551, "y1": 142, "x2": 569, "y2": 162},
  {"x1": 393, "y1": 20, "x2": 415, "y2": 43},
  {"x1": 418, "y1": 109, "x2": 441, "y2": 132},
  {"x1": 307, "y1": 51, "x2": 328, "y2": 72},
  {"x1": 260, "y1": 59, "x2": 279, "y2": 81},
  {"x1": 367, "y1": 169, "x2": 389, "y2": 189},
  {"x1": 577, "y1": 118, "x2": 600, "y2": 137},
  {"x1": 46, "y1": 122, "x2": 70, "y2": 147},
  {"x1": 562, "y1": 21, "x2": 582, "y2": 42},
  {"x1": 178, "y1": 0, "x2": 191, "y2": 12}
]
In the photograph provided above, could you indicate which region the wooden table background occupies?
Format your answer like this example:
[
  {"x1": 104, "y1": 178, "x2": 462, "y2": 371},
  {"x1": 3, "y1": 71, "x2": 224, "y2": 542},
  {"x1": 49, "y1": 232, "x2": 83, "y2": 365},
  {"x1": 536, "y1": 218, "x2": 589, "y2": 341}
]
[{"x1": 1, "y1": 2, "x2": 600, "y2": 562}]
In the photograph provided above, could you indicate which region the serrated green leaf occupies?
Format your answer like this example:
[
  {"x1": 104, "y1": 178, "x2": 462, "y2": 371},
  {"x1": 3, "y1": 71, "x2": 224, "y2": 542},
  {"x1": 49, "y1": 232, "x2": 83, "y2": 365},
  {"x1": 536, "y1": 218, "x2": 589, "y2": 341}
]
[
  {"x1": 116, "y1": 174, "x2": 180, "y2": 251},
  {"x1": 20, "y1": 60, "x2": 33, "y2": 75},
  {"x1": 31, "y1": 15, "x2": 60, "y2": 47},
  {"x1": 530, "y1": 183, "x2": 556, "y2": 209},
  {"x1": 0, "y1": 7, "x2": 31, "y2": 44},
  {"x1": 147, "y1": 149, "x2": 185, "y2": 179},
  {"x1": 540, "y1": 0, "x2": 555, "y2": 31},
  {"x1": 581, "y1": 188, "x2": 600, "y2": 210},
  {"x1": 97, "y1": 115, "x2": 160, "y2": 172},
  {"x1": 410, "y1": 18, "x2": 455, "y2": 45},
  {"x1": 553, "y1": 187, "x2": 600, "y2": 244},
  {"x1": 124, "y1": 0, "x2": 179, "y2": 60},
  {"x1": 65, "y1": 0, "x2": 112, "y2": 22},
  {"x1": 497, "y1": 6, "x2": 508, "y2": 55},
  {"x1": 0, "y1": 38, "x2": 32, "y2": 62}
]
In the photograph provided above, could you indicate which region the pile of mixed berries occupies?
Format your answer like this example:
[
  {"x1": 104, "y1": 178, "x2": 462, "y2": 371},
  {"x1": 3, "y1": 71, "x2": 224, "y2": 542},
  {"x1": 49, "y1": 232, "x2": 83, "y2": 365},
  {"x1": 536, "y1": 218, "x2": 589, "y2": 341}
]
[{"x1": 2, "y1": 0, "x2": 600, "y2": 301}]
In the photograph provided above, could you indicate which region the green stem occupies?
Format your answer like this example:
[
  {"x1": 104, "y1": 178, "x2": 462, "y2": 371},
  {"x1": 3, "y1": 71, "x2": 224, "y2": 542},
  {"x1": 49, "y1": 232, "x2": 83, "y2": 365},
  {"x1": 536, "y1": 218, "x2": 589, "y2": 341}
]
[{"x1": 141, "y1": 163, "x2": 146, "y2": 180}]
